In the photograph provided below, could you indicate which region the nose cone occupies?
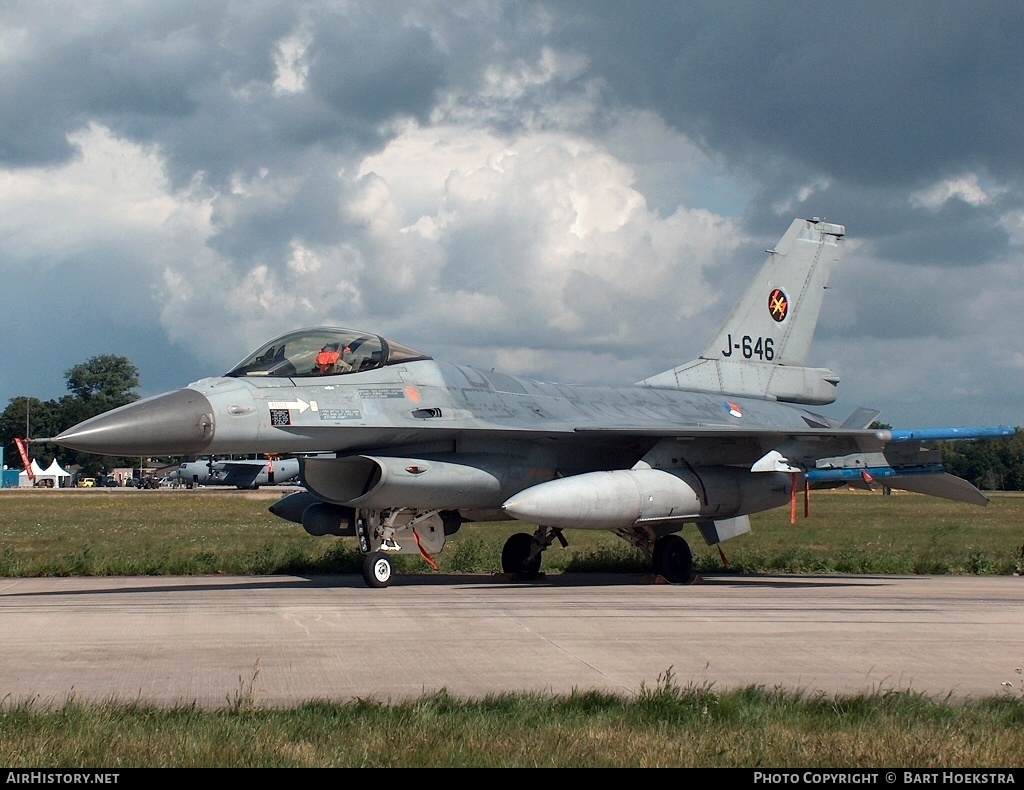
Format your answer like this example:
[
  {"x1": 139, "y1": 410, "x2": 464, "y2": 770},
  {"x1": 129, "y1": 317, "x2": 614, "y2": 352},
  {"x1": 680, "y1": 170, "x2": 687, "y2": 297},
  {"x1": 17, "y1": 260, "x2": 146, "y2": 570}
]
[{"x1": 53, "y1": 389, "x2": 215, "y2": 456}]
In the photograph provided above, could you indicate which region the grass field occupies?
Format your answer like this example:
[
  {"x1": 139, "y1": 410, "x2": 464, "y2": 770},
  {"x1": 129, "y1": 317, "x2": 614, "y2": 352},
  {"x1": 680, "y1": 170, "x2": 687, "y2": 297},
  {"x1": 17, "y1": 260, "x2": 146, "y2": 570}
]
[
  {"x1": 1, "y1": 486, "x2": 1022, "y2": 578},
  {"x1": 2, "y1": 487, "x2": 1022, "y2": 767}
]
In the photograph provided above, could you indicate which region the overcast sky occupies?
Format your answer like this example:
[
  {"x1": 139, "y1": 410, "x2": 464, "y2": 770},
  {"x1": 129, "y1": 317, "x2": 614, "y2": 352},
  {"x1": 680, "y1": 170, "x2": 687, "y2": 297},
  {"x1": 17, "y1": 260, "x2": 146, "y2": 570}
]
[{"x1": 2, "y1": 0, "x2": 1023, "y2": 430}]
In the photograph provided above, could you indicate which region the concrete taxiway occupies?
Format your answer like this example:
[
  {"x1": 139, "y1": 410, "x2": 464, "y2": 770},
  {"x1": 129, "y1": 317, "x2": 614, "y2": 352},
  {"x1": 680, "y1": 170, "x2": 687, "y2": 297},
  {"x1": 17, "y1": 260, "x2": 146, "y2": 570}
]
[{"x1": 1, "y1": 573, "x2": 1021, "y2": 708}]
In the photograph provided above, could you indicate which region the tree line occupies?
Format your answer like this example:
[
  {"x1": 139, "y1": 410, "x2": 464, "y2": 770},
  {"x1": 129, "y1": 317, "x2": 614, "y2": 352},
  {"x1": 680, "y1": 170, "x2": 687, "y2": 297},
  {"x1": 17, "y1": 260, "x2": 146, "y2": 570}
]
[{"x1": 938, "y1": 434, "x2": 1024, "y2": 491}]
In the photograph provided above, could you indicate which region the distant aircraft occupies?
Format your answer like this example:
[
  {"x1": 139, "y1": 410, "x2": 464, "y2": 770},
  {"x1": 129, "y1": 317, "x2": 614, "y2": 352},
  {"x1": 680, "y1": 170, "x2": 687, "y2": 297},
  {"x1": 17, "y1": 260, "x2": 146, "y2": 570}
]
[
  {"x1": 171, "y1": 456, "x2": 300, "y2": 489},
  {"x1": 47, "y1": 218, "x2": 1014, "y2": 588}
]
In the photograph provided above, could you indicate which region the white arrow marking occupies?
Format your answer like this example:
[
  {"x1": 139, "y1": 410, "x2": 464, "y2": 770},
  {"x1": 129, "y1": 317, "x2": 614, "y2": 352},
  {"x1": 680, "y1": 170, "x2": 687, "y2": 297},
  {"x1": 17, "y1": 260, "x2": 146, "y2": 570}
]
[{"x1": 267, "y1": 398, "x2": 310, "y2": 414}]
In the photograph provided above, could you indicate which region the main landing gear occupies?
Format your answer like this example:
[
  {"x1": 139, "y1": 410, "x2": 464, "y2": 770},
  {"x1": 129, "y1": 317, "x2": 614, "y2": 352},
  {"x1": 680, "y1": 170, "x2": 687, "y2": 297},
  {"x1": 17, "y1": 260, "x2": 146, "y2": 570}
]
[
  {"x1": 651, "y1": 534, "x2": 695, "y2": 584},
  {"x1": 501, "y1": 526, "x2": 566, "y2": 579},
  {"x1": 500, "y1": 525, "x2": 696, "y2": 584},
  {"x1": 615, "y1": 527, "x2": 697, "y2": 585}
]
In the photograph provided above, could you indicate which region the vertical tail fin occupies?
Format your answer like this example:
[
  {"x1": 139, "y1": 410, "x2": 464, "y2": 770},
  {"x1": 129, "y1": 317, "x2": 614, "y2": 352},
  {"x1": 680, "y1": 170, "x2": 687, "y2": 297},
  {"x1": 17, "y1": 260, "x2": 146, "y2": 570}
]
[
  {"x1": 638, "y1": 218, "x2": 844, "y2": 405},
  {"x1": 702, "y1": 218, "x2": 844, "y2": 366}
]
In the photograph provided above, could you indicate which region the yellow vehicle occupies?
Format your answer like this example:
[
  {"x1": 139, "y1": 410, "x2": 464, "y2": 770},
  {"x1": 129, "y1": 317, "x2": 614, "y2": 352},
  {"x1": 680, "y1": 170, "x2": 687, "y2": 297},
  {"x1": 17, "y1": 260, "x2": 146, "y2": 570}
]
[{"x1": 76, "y1": 477, "x2": 96, "y2": 488}]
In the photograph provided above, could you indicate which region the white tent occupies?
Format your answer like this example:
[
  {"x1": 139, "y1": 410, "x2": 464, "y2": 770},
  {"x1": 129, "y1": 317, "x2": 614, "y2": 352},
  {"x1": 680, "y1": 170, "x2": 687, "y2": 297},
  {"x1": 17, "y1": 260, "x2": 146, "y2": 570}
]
[
  {"x1": 43, "y1": 459, "x2": 72, "y2": 486},
  {"x1": 19, "y1": 459, "x2": 71, "y2": 488}
]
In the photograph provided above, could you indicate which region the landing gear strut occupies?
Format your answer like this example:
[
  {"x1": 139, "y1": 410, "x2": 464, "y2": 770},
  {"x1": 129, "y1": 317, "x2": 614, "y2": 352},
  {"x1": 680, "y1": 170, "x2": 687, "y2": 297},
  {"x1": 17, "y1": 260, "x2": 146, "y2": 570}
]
[{"x1": 357, "y1": 514, "x2": 397, "y2": 589}]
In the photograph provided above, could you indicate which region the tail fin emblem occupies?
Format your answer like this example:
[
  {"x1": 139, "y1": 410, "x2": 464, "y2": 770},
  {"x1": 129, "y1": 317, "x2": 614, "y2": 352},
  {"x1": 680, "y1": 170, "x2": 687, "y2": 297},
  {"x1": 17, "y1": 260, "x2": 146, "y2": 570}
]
[{"x1": 768, "y1": 288, "x2": 789, "y2": 322}]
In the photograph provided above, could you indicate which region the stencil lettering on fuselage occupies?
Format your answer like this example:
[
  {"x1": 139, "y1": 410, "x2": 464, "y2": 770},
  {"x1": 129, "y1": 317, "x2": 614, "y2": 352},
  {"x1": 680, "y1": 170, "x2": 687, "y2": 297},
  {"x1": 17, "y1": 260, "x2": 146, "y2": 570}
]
[
  {"x1": 358, "y1": 388, "x2": 406, "y2": 399},
  {"x1": 318, "y1": 409, "x2": 362, "y2": 420}
]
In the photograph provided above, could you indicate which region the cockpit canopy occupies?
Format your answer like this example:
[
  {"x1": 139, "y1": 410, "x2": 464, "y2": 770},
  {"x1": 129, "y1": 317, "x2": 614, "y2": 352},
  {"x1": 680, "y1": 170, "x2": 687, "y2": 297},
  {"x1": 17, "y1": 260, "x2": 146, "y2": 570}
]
[{"x1": 226, "y1": 328, "x2": 432, "y2": 379}]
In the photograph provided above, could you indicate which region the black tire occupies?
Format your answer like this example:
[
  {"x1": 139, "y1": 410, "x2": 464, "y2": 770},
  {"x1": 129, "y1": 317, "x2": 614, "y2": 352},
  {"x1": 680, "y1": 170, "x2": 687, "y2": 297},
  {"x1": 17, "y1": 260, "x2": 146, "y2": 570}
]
[
  {"x1": 362, "y1": 552, "x2": 393, "y2": 589},
  {"x1": 652, "y1": 535, "x2": 695, "y2": 584},
  {"x1": 501, "y1": 532, "x2": 542, "y2": 578}
]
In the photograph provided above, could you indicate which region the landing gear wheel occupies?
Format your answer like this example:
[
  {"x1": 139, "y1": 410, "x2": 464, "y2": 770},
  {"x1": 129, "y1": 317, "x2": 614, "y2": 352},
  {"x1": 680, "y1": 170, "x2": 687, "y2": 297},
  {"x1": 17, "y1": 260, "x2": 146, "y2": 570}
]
[
  {"x1": 362, "y1": 552, "x2": 393, "y2": 589},
  {"x1": 501, "y1": 532, "x2": 542, "y2": 578},
  {"x1": 652, "y1": 535, "x2": 695, "y2": 584}
]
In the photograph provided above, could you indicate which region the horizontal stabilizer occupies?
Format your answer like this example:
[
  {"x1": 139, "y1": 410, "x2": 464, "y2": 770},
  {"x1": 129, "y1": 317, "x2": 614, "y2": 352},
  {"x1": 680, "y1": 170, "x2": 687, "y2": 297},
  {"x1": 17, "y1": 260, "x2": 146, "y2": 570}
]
[
  {"x1": 805, "y1": 465, "x2": 990, "y2": 506},
  {"x1": 884, "y1": 473, "x2": 991, "y2": 506}
]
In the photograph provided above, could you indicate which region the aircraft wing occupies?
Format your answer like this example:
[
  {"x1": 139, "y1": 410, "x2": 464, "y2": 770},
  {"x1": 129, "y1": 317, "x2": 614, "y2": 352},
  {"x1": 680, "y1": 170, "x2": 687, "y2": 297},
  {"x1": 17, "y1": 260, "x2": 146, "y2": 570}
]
[
  {"x1": 215, "y1": 462, "x2": 264, "y2": 487},
  {"x1": 279, "y1": 418, "x2": 1009, "y2": 469}
]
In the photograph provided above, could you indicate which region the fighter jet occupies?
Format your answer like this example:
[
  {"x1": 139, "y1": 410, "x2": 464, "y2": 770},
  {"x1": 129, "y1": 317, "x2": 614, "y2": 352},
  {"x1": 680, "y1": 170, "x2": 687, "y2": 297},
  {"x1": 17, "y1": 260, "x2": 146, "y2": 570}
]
[
  {"x1": 47, "y1": 218, "x2": 1014, "y2": 588},
  {"x1": 171, "y1": 456, "x2": 300, "y2": 489}
]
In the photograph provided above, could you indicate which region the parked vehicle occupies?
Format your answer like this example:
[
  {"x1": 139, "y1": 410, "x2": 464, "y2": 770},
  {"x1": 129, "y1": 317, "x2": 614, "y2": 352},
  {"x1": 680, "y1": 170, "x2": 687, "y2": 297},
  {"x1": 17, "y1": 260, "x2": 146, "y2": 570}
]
[{"x1": 77, "y1": 478, "x2": 96, "y2": 488}]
